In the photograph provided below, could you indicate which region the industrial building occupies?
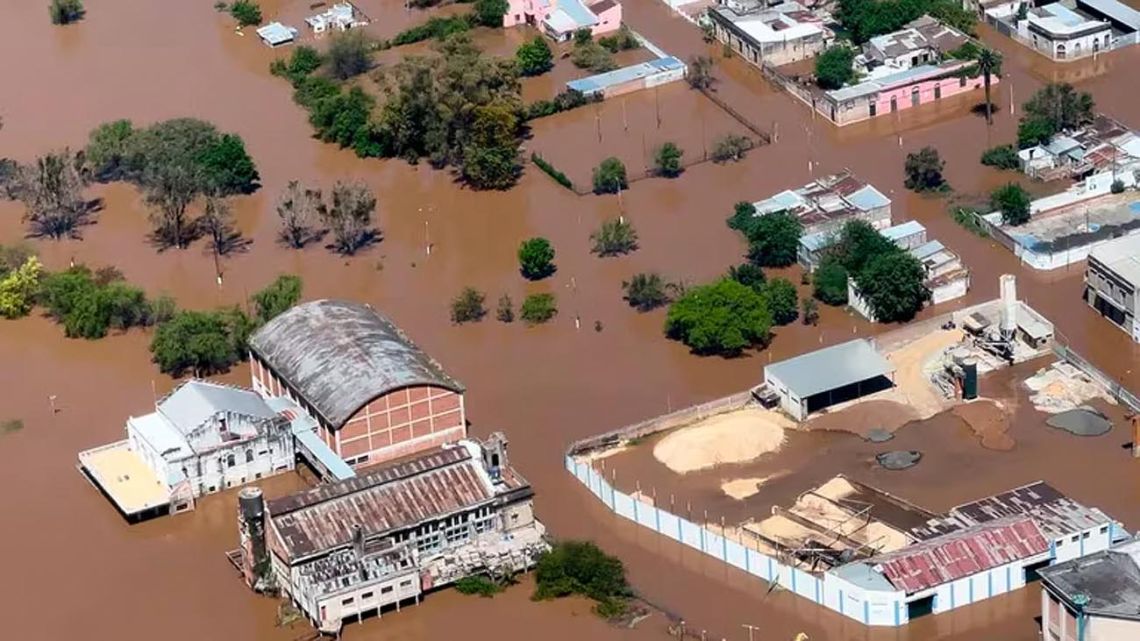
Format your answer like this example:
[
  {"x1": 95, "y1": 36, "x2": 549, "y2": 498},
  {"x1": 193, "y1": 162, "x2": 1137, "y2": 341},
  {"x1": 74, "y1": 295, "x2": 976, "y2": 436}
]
[
  {"x1": 709, "y1": 0, "x2": 831, "y2": 67},
  {"x1": 248, "y1": 300, "x2": 467, "y2": 469},
  {"x1": 761, "y1": 339, "x2": 896, "y2": 420},
  {"x1": 734, "y1": 475, "x2": 1123, "y2": 626},
  {"x1": 1040, "y1": 538, "x2": 1140, "y2": 641},
  {"x1": 234, "y1": 434, "x2": 547, "y2": 634},
  {"x1": 1085, "y1": 233, "x2": 1140, "y2": 342},
  {"x1": 566, "y1": 56, "x2": 687, "y2": 99},
  {"x1": 752, "y1": 171, "x2": 892, "y2": 236}
]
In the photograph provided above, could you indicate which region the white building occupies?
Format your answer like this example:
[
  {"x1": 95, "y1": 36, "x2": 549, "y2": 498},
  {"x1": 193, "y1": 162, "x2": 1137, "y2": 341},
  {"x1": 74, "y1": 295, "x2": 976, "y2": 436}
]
[
  {"x1": 306, "y1": 2, "x2": 365, "y2": 34},
  {"x1": 762, "y1": 339, "x2": 896, "y2": 420},
  {"x1": 1085, "y1": 234, "x2": 1140, "y2": 342},
  {"x1": 1020, "y1": 3, "x2": 1112, "y2": 60},
  {"x1": 709, "y1": 1, "x2": 831, "y2": 67},
  {"x1": 79, "y1": 380, "x2": 299, "y2": 520}
]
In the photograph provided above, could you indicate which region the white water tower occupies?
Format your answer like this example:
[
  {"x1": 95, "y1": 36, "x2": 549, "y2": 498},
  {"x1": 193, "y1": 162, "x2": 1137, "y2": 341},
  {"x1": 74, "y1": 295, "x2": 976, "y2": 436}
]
[{"x1": 999, "y1": 274, "x2": 1018, "y2": 341}]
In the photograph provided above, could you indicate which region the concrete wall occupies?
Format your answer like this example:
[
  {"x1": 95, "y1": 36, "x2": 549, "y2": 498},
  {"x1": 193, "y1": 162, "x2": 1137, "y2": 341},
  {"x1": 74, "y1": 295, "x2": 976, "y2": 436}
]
[
  {"x1": 763, "y1": 370, "x2": 805, "y2": 420},
  {"x1": 828, "y1": 69, "x2": 993, "y2": 126},
  {"x1": 314, "y1": 571, "x2": 422, "y2": 632},
  {"x1": 1021, "y1": 22, "x2": 1113, "y2": 60},
  {"x1": 592, "y1": 3, "x2": 621, "y2": 36},
  {"x1": 1053, "y1": 524, "x2": 1115, "y2": 563}
]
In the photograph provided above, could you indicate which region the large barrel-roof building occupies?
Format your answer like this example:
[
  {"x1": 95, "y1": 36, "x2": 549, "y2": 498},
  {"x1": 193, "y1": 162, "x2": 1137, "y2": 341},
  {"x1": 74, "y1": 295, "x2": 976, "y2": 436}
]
[{"x1": 248, "y1": 300, "x2": 466, "y2": 468}]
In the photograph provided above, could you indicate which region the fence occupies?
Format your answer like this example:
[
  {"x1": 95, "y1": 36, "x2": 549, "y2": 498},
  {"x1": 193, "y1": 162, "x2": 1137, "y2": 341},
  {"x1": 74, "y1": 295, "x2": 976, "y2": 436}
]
[
  {"x1": 569, "y1": 391, "x2": 752, "y2": 456},
  {"x1": 564, "y1": 455, "x2": 826, "y2": 605},
  {"x1": 1053, "y1": 344, "x2": 1140, "y2": 413}
]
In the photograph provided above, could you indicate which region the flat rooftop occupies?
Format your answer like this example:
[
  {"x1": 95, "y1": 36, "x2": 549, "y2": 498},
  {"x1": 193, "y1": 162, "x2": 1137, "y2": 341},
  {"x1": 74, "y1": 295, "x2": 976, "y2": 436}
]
[
  {"x1": 1090, "y1": 233, "x2": 1140, "y2": 287},
  {"x1": 1041, "y1": 538, "x2": 1140, "y2": 621},
  {"x1": 79, "y1": 440, "x2": 171, "y2": 516},
  {"x1": 765, "y1": 339, "x2": 895, "y2": 399},
  {"x1": 1000, "y1": 192, "x2": 1140, "y2": 252}
]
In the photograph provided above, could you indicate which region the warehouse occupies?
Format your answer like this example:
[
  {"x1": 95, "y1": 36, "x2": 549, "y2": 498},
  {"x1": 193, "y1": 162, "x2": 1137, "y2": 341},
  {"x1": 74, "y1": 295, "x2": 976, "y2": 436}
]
[
  {"x1": 1085, "y1": 233, "x2": 1140, "y2": 342},
  {"x1": 249, "y1": 300, "x2": 466, "y2": 469},
  {"x1": 236, "y1": 434, "x2": 547, "y2": 634},
  {"x1": 762, "y1": 339, "x2": 895, "y2": 420}
]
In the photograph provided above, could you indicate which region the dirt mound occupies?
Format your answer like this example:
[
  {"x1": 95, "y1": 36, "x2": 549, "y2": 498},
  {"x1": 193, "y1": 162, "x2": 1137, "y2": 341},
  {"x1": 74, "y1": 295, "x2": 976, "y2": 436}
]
[
  {"x1": 1046, "y1": 406, "x2": 1113, "y2": 436},
  {"x1": 804, "y1": 400, "x2": 920, "y2": 437},
  {"x1": 952, "y1": 399, "x2": 1014, "y2": 451},
  {"x1": 721, "y1": 477, "x2": 771, "y2": 500},
  {"x1": 653, "y1": 408, "x2": 791, "y2": 474}
]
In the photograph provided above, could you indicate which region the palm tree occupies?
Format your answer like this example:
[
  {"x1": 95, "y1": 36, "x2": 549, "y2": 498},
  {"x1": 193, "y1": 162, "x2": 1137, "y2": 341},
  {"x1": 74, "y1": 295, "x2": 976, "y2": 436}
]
[{"x1": 978, "y1": 48, "x2": 1002, "y2": 126}]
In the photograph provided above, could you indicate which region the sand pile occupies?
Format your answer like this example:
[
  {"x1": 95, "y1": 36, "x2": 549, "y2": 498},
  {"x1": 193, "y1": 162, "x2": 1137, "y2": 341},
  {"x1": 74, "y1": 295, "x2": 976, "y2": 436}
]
[
  {"x1": 885, "y1": 328, "x2": 965, "y2": 419},
  {"x1": 653, "y1": 408, "x2": 791, "y2": 474},
  {"x1": 1046, "y1": 406, "x2": 1113, "y2": 436},
  {"x1": 952, "y1": 399, "x2": 1014, "y2": 451},
  {"x1": 1025, "y1": 363, "x2": 1113, "y2": 413},
  {"x1": 721, "y1": 477, "x2": 771, "y2": 500}
]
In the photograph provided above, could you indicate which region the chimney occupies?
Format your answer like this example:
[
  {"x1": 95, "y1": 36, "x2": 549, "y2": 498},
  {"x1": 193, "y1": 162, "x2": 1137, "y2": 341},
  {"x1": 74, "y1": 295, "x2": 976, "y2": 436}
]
[{"x1": 238, "y1": 487, "x2": 270, "y2": 591}]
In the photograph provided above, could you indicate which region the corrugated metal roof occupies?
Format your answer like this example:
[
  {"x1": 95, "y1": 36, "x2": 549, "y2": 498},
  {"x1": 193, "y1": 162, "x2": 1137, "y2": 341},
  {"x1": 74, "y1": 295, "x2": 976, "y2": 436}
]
[
  {"x1": 765, "y1": 339, "x2": 895, "y2": 399},
  {"x1": 846, "y1": 185, "x2": 891, "y2": 212},
  {"x1": 950, "y1": 481, "x2": 1111, "y2": 539},
  {"x1": 567, "y1": 56, "x2": 685, "y2": 94},
  {"x1": 249, "y1": 300, "x2": 463, "y2": 429},
  {"x1": 157, "y1": 380, "x2": 278, "y2": 436},
  {"x1": 881, "y1": 220, "x2": 926, "y2": 242},
  {"x1": 267, "y1": 443, "x2": 528, "y2": 560},
  {"x1": 1079, "y1": 0, "x2": 1140, "y2": 30},
  {"x1": 871, "y1": 517, "x2": 1049, "y2": 593}
]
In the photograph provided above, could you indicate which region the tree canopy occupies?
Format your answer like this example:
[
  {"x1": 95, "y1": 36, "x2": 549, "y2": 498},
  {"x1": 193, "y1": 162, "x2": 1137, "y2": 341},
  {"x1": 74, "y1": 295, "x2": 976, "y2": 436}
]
[
  {"x1": 0, "y1": 256, "x2": 43, "y2": 319},
  {"x1": 991, "y1": 182, "x2": 1031, "y2": 226},
  {"x1": 734, "y1": 210, "x2": 802, "y2": 268},
  {"x1": 251, "y1": 274, "x2": 302, "y2": 324},
  {"x1": 903, "y1": 146, "x2": 946, "y2": 192},
  {"x1": 833, "y1": 219, "x2": 895, "y2": 276},
  {"x1": 328, "y1": 30, "x2": 374, "y2": 80},
  {"x1": 981, "y1": 144, "x2": 1019, "y2": 170},
  {"x1": 519, "y1": 237, "x2": 556, "y2": 280},
  {"x1": 516, "y1": 37, "x2": 554, "y2": 77},
  {"x1": 623, "y1": 273, "x2": 674, "y2": 312},
  {"x1": 852, "y1": 251, "x2": 931, "y2": 323},
  {"x1": 230, "y1": 0, "x2": 262, "y2": 26},
  {"x1": 761, "y1": 278, "x2": 799, "y2": 325},
  {"x1": 474, "y1": 0, "x2": 509, "y2": 27},
  {"x1": 812, "y1": 256, "x2": 849, "y2": 305},
  {"x1": 150, "y1": 310, "x2": 241, "y2": 377},
  {"x1": 815, "y1": 46, "x2": 856, "y2": 90},
  {"x1": 534, "y1": 541, "x2": 632, "y2": 619},
  {"x1": 836, "y1": 0, "x2": 975, "y2": 43},
  {"x1": 1023, "y1": 83, "x2": 1094, "y2": 134},
  {"x1": 592, "y1": 157, "x2": 628, "y2": 194},
  {"x1": 665, "y1": 278, "x2": 773, "y2": 356},
  {"x1": 653, "y1": 143, "x2": 684, "y2": 178}
]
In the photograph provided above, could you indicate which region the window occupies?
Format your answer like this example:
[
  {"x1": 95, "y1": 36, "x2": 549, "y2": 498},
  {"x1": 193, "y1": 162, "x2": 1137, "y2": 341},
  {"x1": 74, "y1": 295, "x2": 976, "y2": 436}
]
[
  {"x1": 342, "y1": 597, "x2": 355, "y2": 606},
  {"x1": 381, "y1": 586, "x2": 393, "y2": 594},
  {"x1": 400, "y1": 580, "x2": 413, "y2": 588},
  {"x1": 1071, "y1": 535, "x2": 1080, "y2": 543},
  {"x1": 227, "y1": 454, "x2": 236, "y2": 468},
  {"x1": 245, "y1": 449, "x2": 254, "y2": 463},
  {"x1": 361, "y1": 592, "x2": 374, "y2": 600},
  {"x1": 1056, "y1": 539, "x2": 1064, "y2": 547},
  {"x1": 1082, "y1": 532, "x2": 1090, "y2": 540},
  {"x1": 1100, "y1": 526, "x2": 1109, "y2": 534}
]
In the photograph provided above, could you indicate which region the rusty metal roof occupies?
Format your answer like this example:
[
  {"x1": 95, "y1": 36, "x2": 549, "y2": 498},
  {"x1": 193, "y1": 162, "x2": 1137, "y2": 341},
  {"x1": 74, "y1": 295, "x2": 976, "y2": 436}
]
[
  {"x1": 248, "y1": 300, "x2": 463, "y2": 429},
  {"x1": 267, "y1": 445, "x2": 524, "y2": 560},
  {"x1": 871, "y1": 517, "x2": 1048, "y2": 594},
  {"x1": 949, "y1": 481, "x2": 1110, "y2": 540}
]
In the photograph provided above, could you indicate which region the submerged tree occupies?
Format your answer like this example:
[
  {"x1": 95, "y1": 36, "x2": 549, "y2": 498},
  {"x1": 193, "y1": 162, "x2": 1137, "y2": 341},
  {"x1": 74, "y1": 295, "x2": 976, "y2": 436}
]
[
  {"x1": 590, "y1": 218, "x2": 638, "y2": 256},
  {"x1": 49, "y1": 0, "x2": 85, "y2": 25},
  {"x1": 665, "y1": 278, "x2": 773, "y2": 356},
  {"x1": 495, "y1": 293, "x2": 514, "y2": 322},
  {"x1": 977, "y1": 48, "x2": 1002, "y2": 126},
  {"x1": 200, "y1": 196, "x2": 250, "y2": 257},
  {"x1": 321, "y1": 181, "x2": 378, "y2": 255},
  {"x1": 450, "y1": 287, "x2": 487, "y2": 324},
  {"x1": 592, "y1": 157, "x2": 628, "y2": 194},
  {"x1": 622, "y1": 272, "x2": 674, "y2": 312},
  {"x1": 145, "y1": 162, "x2": 202, "y2": 249},
  {"x1": 150, "y1": 310, "x2": 240, "y2": 377},
  {"x1": 653, "y1": 142, "x2": 684, "y2": 178},
  {"x1": 516, "y1": 37, "x2": 554, "y2": 77},
  {"x1": 711, "y1": 134, "x2": 751, "y2": 163},
  {"x1": 686, "y1": 55, "x2": 715, "y2": 90},
  {"x1": 328, "y1": 29, "x2": 374, "y2": 80},
  {"x1": 229, "y1": 0, "x2": 262, "y2": 26},
  {"x1": 903, "y1": 146, "x2": 947, "y2": 192},
  {"x1": 518, "y1": 237, "x2": 556, "y2": 280},
  {"x1": 16, "y1": 150, "x2": 90, "y2": 239},
  {"x1": 252, "y1": 274, "x2": 303, "y2": 324},
  {"x1": 276, "y1": 180, "x2": 325, "y2": 248}
]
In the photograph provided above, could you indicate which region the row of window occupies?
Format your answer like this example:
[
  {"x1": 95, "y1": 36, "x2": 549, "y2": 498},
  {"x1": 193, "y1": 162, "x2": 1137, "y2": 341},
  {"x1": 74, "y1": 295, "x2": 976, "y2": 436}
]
[
  {"x1": 1055, "y1": 525, "x2": 1109, "y2": 548},
  {"x1": 340, "y1": 579, "x2": 415, "y2": 607}
]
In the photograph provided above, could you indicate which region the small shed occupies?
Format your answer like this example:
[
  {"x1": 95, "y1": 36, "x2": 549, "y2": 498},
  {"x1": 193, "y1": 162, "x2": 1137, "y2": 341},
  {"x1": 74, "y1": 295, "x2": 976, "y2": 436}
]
[
  {"x1": 256, "y1": 22, "x2": 298, "y2": 48},
  {"x1": 764, "y1": 339, "x2": 895, "y2": 420}
]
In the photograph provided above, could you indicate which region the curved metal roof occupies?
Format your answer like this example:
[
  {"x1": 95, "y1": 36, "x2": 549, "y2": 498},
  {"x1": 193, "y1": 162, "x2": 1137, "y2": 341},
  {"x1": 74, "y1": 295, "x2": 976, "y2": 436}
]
[{"x1": 249, "y1": 300, "x2": 463, "y2": 429}]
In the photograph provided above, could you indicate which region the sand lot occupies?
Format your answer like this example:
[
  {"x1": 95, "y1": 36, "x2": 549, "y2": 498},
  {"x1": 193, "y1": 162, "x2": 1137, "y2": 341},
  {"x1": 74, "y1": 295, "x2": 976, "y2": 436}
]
[{"x1": 653, "y1": 408, "x2": 792, "y2": 474}]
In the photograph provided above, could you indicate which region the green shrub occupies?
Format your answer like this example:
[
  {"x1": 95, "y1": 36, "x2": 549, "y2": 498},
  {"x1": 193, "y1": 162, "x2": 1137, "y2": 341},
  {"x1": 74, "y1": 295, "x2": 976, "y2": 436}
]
[
  {"x1": 451, "y1": 287, "x2": 487, "y2": 324},
  {"x1": 391, "y1": 15, "x2": 473, "y2": 46},
  {"x1": 980, "y1": 144, "x2": 1020, "y2": 170},
  {"x1": 531, "y1": 154, "x2": 573, "y2": 190},
  {"x1": 520, "y1": 293, "x2": 558, "y2": 324},
  {"x1": 455, "y1": 575, "x2": 504, "y2": 597},
  {"x1": 518, "y1": 237, "x2": 556, "y2": 280},
  {"x1": 533, "y1": 541, "x2": 631, "y2": 619},
  {"x1": 49, "y1": 0, "x2": 84, "y2": 25},
  {"x1": 592, "y1": 157, "x2": 627, "y2": 194},
  {"x1": 229, "y1": 0, "x2": 262, "y2": 26},
  {"x1": 991, "y1": 182, "x2": 1031, "y2": 226}
]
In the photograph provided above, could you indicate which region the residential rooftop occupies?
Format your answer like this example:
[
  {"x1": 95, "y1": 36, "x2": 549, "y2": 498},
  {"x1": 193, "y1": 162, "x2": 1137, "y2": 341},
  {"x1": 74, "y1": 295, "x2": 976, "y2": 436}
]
[
  {"x1": 753, "y1": 171, "x2": 890, "y2": 230},
  {"x1": 710, "y1": 1, "x2": 825, "y2": 43},
  {"x1": 866, "y1": 15, "x2": 967, "y2": 62},
  {"x1": 567, "y1": 56, "x2": 686, "y2": 95},
  {"x1": 1027, "y1": 3, "x2": 1109, "y2": 36},
  {"x1": 1040, "y1": 538, "x2": 1140, "y2": 621}
]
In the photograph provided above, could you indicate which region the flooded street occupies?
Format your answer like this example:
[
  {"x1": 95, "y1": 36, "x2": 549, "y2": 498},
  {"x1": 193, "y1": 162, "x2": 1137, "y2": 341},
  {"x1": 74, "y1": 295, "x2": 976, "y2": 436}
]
[{"x1": 3, "y1": 0, "x2": 1140, "y2": 640}]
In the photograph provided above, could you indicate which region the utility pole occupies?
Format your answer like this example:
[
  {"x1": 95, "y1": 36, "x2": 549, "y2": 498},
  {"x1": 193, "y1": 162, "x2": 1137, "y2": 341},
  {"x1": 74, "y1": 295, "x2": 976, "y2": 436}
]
[{"x1": 741, "y1": 624, "x2": 761, "y2": 641}]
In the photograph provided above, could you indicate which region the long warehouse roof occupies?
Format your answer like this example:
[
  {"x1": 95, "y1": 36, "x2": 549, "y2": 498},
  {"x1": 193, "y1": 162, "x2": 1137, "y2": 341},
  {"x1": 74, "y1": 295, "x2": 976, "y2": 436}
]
[{"x1": 765, "y1": 338, "x2": 895, "y2": 399}]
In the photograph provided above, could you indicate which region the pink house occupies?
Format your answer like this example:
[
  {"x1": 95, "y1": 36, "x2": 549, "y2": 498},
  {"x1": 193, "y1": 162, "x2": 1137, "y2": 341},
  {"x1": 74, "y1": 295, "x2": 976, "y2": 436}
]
[
  {"x1": 821, "y1": 62, "x2": 998, "y2": 125},
  {"x1": 504, "y1": 0, "x2": 622, "y2": 41}
]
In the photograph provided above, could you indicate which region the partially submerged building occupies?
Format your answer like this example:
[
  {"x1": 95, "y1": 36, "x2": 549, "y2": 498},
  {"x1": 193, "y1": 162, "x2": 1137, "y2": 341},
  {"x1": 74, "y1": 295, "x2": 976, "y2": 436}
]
[
  {"x1": 256, "y1": 22, "x2": 298, "y2": 48},
  {"x1": 248, "y1": 300, "x2": 467, "y2": 469},
  {"x1": 849, "y1": 237, "x2": 971, "y2": 321},
  {"x1": 1085, "y1": 233, "x2": 1140, "y2": 342},
  {"x1": 1018, "y1": 114, "x2": 1140, "y2": 182},
  {"x1": 305, "y1": 2, "x2": 367, "y2": 34},
  {"x1": 79, "y1": 380, "x2": 300, "y2": 519},
  {"x1": 984, "y1": 0, "x2": 1140, "y2": 61},
  {"x1": 504, "y1": 0, "x2": 622, "y2": 41},
  {"x1": 566, "y1": 56, "x2": 687, "y2": 99},
  {"x1": 799, "y1": 219, "x2": 926, "y2": 271},
  {"x1": 709, "y1": 0, "x2": 831, "y2": 67},
  {"x1": 752, "y1": 171, "x2": 891, "y2": 236},
  {"x1": 236, "y1": 435, "x2": 547, "y2": 634},
  {"x1": 761, "y1": 339, "x2": 896, "y2": 420},
  {"x1": 1040, "y1": 538, "x2": 1140, "y2": 641},
  {"x1": 811, "y1": 16, "x2": 993, "y2": 126}
]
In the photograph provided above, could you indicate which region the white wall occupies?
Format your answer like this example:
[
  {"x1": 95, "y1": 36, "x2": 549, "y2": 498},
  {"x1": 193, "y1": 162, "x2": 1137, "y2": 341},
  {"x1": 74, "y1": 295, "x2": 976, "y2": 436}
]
[
  {"x1": 1053, "y1": 523, "x2": 1114, "y2": 563},
  {"x1": 823, "y1": 571, "x2": 906, "y2": 626},
  {"x1": 314, "y1": 571, "x2": 421, "y2": 630}
]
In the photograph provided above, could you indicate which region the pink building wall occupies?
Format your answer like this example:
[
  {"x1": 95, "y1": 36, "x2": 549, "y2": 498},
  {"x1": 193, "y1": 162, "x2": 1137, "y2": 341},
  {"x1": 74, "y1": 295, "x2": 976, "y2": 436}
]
[
  {"x1": 591, "y1": 3, "x2": 621, "y2": 36},
  {"x1": 871, "y1": 69, "x2": 996, "y2": 116}
]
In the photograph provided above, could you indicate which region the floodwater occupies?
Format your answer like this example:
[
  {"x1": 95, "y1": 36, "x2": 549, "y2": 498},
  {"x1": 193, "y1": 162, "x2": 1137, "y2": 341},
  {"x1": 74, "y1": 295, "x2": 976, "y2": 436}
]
[{"x1": 2, "y1": 0, "x2": 1140, "y2": 640}]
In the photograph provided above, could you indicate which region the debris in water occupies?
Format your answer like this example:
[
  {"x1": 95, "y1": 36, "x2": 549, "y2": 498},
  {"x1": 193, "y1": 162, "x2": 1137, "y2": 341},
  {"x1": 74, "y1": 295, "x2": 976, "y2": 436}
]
[
  {"x1": 1045, "y1": 406, "x2": 1112, "y2": 437},
  {"x1": 876, "y1": 450, "x2": 922, "y2": 470},
  {"x1": 865, "y1": 428, "x2": 893, "y2": 443}
]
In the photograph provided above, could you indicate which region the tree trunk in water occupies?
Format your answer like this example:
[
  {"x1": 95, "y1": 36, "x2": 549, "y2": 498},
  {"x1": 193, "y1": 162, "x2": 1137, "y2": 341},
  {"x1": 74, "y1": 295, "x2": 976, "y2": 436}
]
[{"x1": 984, "y1": 71, "x2": 992, "y2": 126}]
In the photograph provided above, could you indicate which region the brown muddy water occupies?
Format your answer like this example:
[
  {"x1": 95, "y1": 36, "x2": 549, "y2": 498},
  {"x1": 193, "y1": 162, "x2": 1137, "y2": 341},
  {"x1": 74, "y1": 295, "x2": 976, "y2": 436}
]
[{"x1": 2, "y1": 0, "x2": 1140, "y2": 640}]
